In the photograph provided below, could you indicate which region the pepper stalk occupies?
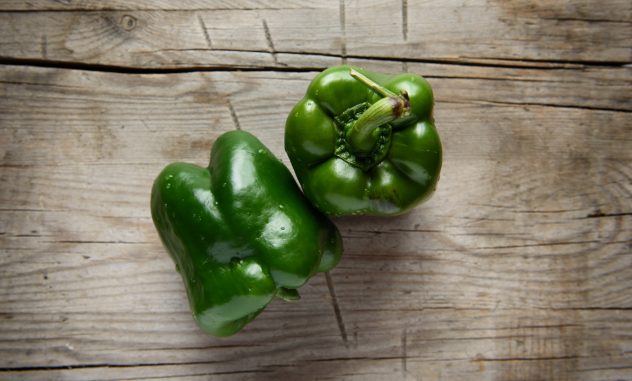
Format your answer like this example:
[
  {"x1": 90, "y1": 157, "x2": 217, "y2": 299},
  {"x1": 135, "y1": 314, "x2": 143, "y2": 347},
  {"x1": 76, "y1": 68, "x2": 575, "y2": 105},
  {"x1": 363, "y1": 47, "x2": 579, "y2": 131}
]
[{"x1": 345, "y1": 69, "x2": 411, "y2": 155}]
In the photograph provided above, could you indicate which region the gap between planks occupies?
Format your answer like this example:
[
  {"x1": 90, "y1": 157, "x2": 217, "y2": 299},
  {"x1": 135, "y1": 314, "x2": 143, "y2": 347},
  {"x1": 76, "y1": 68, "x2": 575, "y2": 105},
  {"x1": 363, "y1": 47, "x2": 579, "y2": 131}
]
[{"x1": 0, "y1": 49, "x2": 629, "y2": 77}]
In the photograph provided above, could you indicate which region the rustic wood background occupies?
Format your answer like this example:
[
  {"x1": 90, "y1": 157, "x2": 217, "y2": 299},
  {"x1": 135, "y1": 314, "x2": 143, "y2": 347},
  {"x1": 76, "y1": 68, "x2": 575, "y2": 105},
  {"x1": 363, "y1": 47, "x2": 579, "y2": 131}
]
[{"x1": 1, "y1": 1, "x2": 631, "y2": 380}]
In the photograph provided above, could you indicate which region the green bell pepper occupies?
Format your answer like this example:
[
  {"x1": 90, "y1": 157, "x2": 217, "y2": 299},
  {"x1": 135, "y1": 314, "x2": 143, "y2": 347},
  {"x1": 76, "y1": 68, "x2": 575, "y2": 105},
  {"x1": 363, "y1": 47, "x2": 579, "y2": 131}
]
[
  {"x1": 285, "y1": 65, "x2": 442, "y2": 216},
  {"x1": 151, "y1": 130, "x2": 343, "y2": 336}
]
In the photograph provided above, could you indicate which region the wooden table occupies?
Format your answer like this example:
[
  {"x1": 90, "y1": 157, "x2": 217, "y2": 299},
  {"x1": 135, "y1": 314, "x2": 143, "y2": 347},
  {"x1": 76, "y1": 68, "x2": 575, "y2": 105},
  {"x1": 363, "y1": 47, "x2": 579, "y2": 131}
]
[{"x1": 1, "y1": 1, "x2": 630, "y2": 380}]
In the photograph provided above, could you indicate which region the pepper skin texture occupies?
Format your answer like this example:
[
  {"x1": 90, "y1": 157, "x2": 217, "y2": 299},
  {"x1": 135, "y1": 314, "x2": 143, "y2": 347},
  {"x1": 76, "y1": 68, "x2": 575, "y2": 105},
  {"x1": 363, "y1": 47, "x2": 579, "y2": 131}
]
[
  {"x1": 285, "y1": 65, "x2": 442, "y2": 216},
  {"x1": 151, "y1": 130, "x2": 343, "y2": 336}
]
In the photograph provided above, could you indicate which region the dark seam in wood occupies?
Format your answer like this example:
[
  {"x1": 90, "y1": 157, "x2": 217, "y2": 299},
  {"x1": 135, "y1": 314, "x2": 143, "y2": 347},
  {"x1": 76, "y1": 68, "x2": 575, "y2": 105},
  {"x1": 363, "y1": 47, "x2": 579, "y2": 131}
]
[
  {"x1": 226, "y1": 100, "x2": 241, "y2": 130},
  {"x1": 577, "y1": 365, "x2": 632, "y2": 372},
  {"x1": 50, "y1": 240, "x2": 146, "y2": 244},
  {"x1": 416, "y1": 334, "x2": 568, "y2": 342},
  {"x1": 308, "y1": 355, "x2": 410, "y2": 362},
  {"x1": 401, "y1": 328, "x2": 408, "y2": 379},
  {"x1": 0, "y1": 57, "x2": 321, "y2": 73},
  {"x1": 550, "y1": 306, "x2": 632, "y2": 311},
  {"x1": 40, "y1": 35, "x2": 47, "y2": 59},
  {"x1": 477, "y1": 355, "x2": 581, "y2": 362},
  {"x1": 0, "y1": 8, "x2": 299, "y2": 13},
  {"x1": 127, "y1": 47, "x2": 630, "y2": 71},
  {"x1": 401, "y1": 0, "x2": 408, "y2": 41},
  {"x1": 115, "y1": 369, "x2": 272, "y2": 381},
  {"x1": 135, "y1": 48, "x2": 221, "y2": 52},
  {"x1": 0, "y1": 162, "x2": 173, "y2": 168},
  {"x1": 196, "y1": 15, "x2": 212, "y2": 49},
  {"x1": 423, "y1": 75, "x2": 572, "y2": 83},
  {"x1": 134, "y1": 344, "x2": 260, "y2": 352},
  {"x1": 0, "y1": 367, "x2": 269, "y2": 376},
  {"x1": 512, "y1": 208, "x2": 586, "y2": 213},
  {"x1": 349, "y1": 228, "x2": 441, "y2": 234},
  {"x1": 0, "y1": 54, "x2": 627, "y2": 75},
  {"x1": 316, "y1": 306, "x2": 632, "y2": 312},
  {"x1": 0, "y1": 208, "x2": 49, "y2": 212},
  {"x1": 540, "y1": 16, "x2": 632, "y2": 24},
  {"x1": 440, "y1": 99, "x2": 632, "y2": 113},
  {"x1": 414, "y1": 243, "x2": 628, "y2": 257},
  {"x1": 502, "y1": 324, "x2": 583, "y2": 330},
  {"x1": 339, "y1": 0, "x2": 347, "y2": 64},
  {"x1": 262, "y1": 19, "x2": 277, "y2": 65},
  {"x1": 473, "y1": 240, "x2": 602, "y2": 250},
  {"x1": 346, "y1": 306, "x2": 632, "y2": 312},
  {"x1": 402, "y1": 61, "x2": 408, "y2": 72},
  {"x1": 0, "y1": 360, "x2": 223, "y2": 372},
  {"x1": 0, "y1": 311, "x2": 184, "y2": 316},
  {"x1": 583, "y1": 211, "x2": 632, "y2": 219},
  {"x1": 460, "y1": 55, "x2": 628, "y2": 67},
  {"x1": 325, "y1": 272, "x2": 348, "y2": 345}
]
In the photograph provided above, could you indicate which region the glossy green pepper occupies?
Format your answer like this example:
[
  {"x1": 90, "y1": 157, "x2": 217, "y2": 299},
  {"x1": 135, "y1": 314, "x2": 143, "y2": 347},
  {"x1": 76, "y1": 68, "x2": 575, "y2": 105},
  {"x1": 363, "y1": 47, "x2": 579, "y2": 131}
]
[
  {"x1": 151, "y1": 130, "x2": 343, "y2": 336},
  {"x1": 285, "y1": 65, "x2": 442, "y2": 216}
]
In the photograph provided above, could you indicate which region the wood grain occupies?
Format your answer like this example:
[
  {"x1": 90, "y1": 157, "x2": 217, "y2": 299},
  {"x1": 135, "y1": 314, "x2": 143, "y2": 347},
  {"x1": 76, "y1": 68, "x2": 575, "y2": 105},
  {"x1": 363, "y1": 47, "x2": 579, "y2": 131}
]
[{"x1": 1, "y1": 1, "x2": 631, "y2": 380}]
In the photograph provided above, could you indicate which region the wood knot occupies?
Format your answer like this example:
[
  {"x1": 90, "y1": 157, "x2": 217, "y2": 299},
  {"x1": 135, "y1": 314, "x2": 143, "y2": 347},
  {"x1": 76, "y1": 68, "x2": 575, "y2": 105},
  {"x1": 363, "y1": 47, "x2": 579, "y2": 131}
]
[{"x1": 120, "y1": 15, "x2": 137, "y2": 31}]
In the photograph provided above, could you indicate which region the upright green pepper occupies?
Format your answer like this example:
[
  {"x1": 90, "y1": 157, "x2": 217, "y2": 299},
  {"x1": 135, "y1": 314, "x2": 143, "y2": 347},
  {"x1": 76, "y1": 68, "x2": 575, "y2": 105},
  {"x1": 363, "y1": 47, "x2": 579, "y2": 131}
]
[
  {"x1": 285, "y1": 65, "x2": 442, "y2": 216},
  {"x1": 151, "y1": 130, "x2": 343, "y2": 336}
]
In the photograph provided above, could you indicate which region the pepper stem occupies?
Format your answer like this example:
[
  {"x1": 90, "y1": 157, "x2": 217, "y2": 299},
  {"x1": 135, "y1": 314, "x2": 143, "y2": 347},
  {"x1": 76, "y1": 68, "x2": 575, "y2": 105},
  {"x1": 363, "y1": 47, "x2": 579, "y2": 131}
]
[
  {"x1": 276, "y1": 287, "x2": 300, "y2": 301},
  {"x1": 346, "y1": 69, "x2": 410, "y2": 155},
  {"x1": 349, "y1": 69, "x2": 399, "y2": 98}
]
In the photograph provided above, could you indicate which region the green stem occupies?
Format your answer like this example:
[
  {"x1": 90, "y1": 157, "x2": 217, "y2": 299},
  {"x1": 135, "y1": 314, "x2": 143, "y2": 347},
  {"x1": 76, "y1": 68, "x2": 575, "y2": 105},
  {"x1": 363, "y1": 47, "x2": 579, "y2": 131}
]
[
  {"x1": 349, "y1": 69, "x2": 399, "y2": 98},
  {"x1": 276, "y1": 287, "x2": 300, "y2": 301},
  {"x1": 346, "y1": 69, "x2": 410, "y2": 154}
]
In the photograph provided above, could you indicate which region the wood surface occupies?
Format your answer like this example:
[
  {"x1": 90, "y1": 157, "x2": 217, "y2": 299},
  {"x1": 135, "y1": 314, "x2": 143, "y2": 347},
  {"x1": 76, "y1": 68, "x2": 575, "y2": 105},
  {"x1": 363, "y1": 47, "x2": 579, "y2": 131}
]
[{"x1": 0, "y1": 1, "x2": 631, "y2": 380}]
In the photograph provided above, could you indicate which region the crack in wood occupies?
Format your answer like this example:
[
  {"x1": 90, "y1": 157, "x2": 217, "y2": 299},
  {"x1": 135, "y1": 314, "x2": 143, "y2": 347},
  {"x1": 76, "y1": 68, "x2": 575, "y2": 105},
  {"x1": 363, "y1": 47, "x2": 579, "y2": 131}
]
[
  {"x1": 338, "y1": 306, "x2": 632, "y2": 312},
  {"x1": 540, "y1": 16, "x2": 632, "y2": 24},
  {"x1": 584, "y1": 211, "x2": 632, "y2": 219},
  {"x1": 50, "y1": 240, "x2": 147, "y2": 244},
  {"x1": 134, "y1": 343, "x2": 259, "y2": 352},
  {"x1": 196, "y1": 15, "x2": 212, "y2": 50},
  {"x1": 339, "y1": 0, "x2": 347, "y2": 64},
  {"x1": 401, "y1": 328, "x2": 408, "y2": 379},
  {"x1": 348, "y1": 228, "x2": 441, "y2": 234},
  {"x1": 308, "y1": 355, "x2": 410, "y2": 363},
  {"x1": 578, "y1": 365, "x2": 632, "y2": 372},
  {"x1": 261, "y1": 19, "x2": 277, "y2": 65},
  {"x1": 424, "y1": 75, "x2": 570, "y2": 83},
  {"x1": 463, "y1": 55, "x2": 629, "y2": 68},
  {"x1": 227, "y1": 100, "x2": 241, "y2": 130},
  {"x1": 473, "y1": 240, "x2": 602, "y2": 250},
  {"x1": 441, "y1": 98, "x2": 631, "y2": 113},
  {"x1": 401, "y1": 0, "x2": 408, "y2": 41},
  {"x1": 0, "y1": 50, "x2": 628, "y2": 76},
  {"x1": 0, "y1": 7, "x2": 296, "y2": 13},
  {"x1": 40, "y1": 35, "x2": 47, "y2": 59},
  {"x1": 0, "y1": 208, "x2": 49, "y2": 212},
  {"x1": 325, "y1": 272, "x2": 348, "y2": 345},
  {"x1": 550, "y1": 306, "x2": 632, "y2": 311},
  {"x1": 476, "y1": 355, "x2": 582, "y2": 362},
  {"x1": 0, "y1": 56, "x2": 321, "y2": 74},
  {"x1": 0, "y1": 362, "x2": 266, "y2": 374},
  {"x1": 0, "y1": 362, "x2": 215, "y2": 372}
]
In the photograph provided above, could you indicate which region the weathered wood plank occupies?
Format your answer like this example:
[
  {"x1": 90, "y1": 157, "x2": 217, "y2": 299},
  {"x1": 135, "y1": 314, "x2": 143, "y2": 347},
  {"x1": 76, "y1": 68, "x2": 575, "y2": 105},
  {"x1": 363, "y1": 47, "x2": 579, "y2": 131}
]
[
  {"x1": 0, "y1": 0, "x2": 630, "y2": 69},
  {"x1": 0, "y1": 63, "x2": 630, "y2": 381},
  {"x1": 0, "y1": 310, "x2": 630, "y2": 380},
  {"x1": 0, "y1": 1, "x2": 314, "y2": 11},
  {"x1": 347, "y1": 0, "x2": 632, "y2": 63}
]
